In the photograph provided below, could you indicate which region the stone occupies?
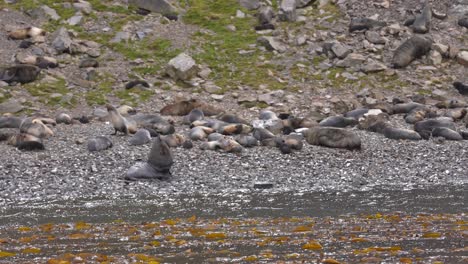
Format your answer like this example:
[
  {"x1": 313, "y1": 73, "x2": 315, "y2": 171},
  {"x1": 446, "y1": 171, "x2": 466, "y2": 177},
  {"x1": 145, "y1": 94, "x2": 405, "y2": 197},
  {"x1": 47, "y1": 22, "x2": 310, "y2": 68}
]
[
  {"x1": 362, "y1": 59, "x2": 387, "y2": 73},
  {"x1": 51, "y1": 27, "x2": 72, "y2": 53},
  {"x1": 226, "y1": 24, "x2": 236, "y2": 31},
  {"x1": 258, "y1": 90, "x2": 285, "y2": 105},
  {"x1": 296, "y1": 0, "x2": 313, "y2": 8},
  {"x1": 166, "y1": 53, "x2": 198, "y2": 81},
  {"x1": 236, "y1": 10, "x2": 245, "y2": 18},
  {"x1": 0, "y1": 81, "x2": 8, "y2": 87},
  {"x1": 258, "y1": 6, "x2": 274, "y2": 25},
  {"x1": 67, "y1": 13, "x2": 83, "y2": 26},
  {"x1": 336, "y1": 53, "x2": 366, "y2": 68},
  {"x1": 128, "y1": 0, "x2": 176, "y2": 14},
  {"x1": 237, "y1": 94, "x2": 257, "y2": 104},
  {"x1": 0, "y1": 99, "x2": 23, "y2": 114},
  {"x1": 457, "y1": 51, "x2": 468, "y2": 67},
  {"x1": 331, "y1": 42, "x2": 352, "y2": 59},
  {"x1": 428, "y1": 50, "x2": 442, "y2": 65},
  {"x1": 257, "y1": 36, "x2": 287, "y2": 53},
  {"x1": 110, "y1": 31, "x2": 130, "y2": 43},
  {"x1": 279, "y1": 0, "x2": 297, "y2": 22},
  {"x1": 87, "y1": 136, "x2": 113, "y2": 152},
  {"x1": 318, "y1": 0, "x2": 330, "y2": 7},
  {"x1": 365, "y1": 31, "x2": 386, "y2": 45},
  {"x1": 73, "y1": 0, "x2": 92, "y2": 14},
  {"x1": 40, "y1": 5, "x2": 60, "y2": 21},
  {"x1": 253, "y1": 182, "x2": 274, "y2": 189},
  {"x1": 432, "y1": 43, "x2": 449, "y2": 57},
  {"x1": 203, "y1": 82, "x2": 222, "y2": 93},
  {"x1": 239, "y1": 0, "x2": 260, "y2": 10}
]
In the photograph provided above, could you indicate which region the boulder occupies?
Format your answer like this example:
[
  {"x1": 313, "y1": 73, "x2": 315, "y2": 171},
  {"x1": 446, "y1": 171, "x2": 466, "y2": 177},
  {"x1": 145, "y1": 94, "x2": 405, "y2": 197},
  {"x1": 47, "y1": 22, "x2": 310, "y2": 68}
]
[
  {"x1": 239, "y1": 0, "x2": 260, "y2": 10},
  {"x1": 128, "y1": 0, "x2": 176, "y2": 15},
  {"x1": 279, "y1": 0, "x2": 297, "y2": 22},
  {"x1": 51, "y1": 27, "x2": 72, "y2": 53},
  {"x1": 166, "y1": 53, "x2": 198, "y2": 81},
  {"x1": 257, "y1": 36, "x2": 287, "y2": 53}
]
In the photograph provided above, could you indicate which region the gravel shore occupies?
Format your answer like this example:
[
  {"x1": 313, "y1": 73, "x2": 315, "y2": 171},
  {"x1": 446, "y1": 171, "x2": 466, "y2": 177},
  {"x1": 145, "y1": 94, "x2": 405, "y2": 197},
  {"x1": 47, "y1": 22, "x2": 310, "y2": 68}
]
[{"x1": 1, "y1": 117, "x2": 467, "y2": 206}]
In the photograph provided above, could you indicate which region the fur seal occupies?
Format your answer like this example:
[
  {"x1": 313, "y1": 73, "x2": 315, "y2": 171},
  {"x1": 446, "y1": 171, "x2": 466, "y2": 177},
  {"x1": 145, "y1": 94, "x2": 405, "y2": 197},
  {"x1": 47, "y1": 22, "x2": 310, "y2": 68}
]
[
  {"x1": 392, "y1": 102, "x2": 425, "y2": 114},
  {"x1": 160, "y1": 134, "x2": 186, "y2": 148},
  {"x1": 344, "y1": 108, "x2": 369, "y2": 120},
  {"x1": 19, "y1": 118, "x2": 54, "y2": 138},
  {"x1": 414, "y1": 118, "x2": 456, "y2": 139},
  {"x1": 0, "y1": 116, "x2": 23, "y2": 128},
  {"x1": 217, "y1": 113, "x2": 249, "y2": 125},
  {"x1": 276, "y1": 139, "x2": 292, "y2": 154},
  {"x1": 349, "y1": 18, "x2": 386, "y2": 32},
  {"x1": 35, "y1": 56, "x2": 58, "y2": 69},
  {"x1": 106, "y1": 104, "x2": 137, "y2": 135},
  {"x1": 207, "y1": 132, "x2": 224, "y2": 142},
  {"x1": 410, "y1": 1, "x2": 432, "y2": 33},
  {"x1": 129, "y1": 129, "x2": 152, "y2": 145},
  {"x1": 431, "y1": 127, "x2": 462, "y2": 141},
  {"x1": 259, "y1": 110, "x2": 278, "y2": 120},
  {"x1": 8, "y1": 27, "x2": 45, "y2": 40},
  {"x1": 304, "y1": 127, "x2": 361, "y2": 150},
  {"x1": 392, "y1": 35, "x2": 432, "y2": 68},
  {"x1": 319, "y1": 116, "x2": 358, "y2": 128},
  {"x1": 189, "y1": 126, "x2": 213, "y2": 141},
  {"x1": 235, "y1": 134, "x2": 258, "y2": 148},
  {"x1": 132, "y1": 114, "x2": 174, "y2": 135},
  {"x1": 79, "y1": 59, "x2": 99, "y2": 68},
  {"x1": 453, "y1": 82, "x2": 468, "y2": 96},
  {"x1": 219, "y1": 124, "x2": 252, "y2": 135},
  {"x1": 404, "y1": 107, "x2": 428, "y2": 124},
  {"x1": 283, "y1": 134, "x2": 303, "y2": 150},
  {"x1": 253, "y1": 128, "x2": 275, "y2": 141},
  {"x1": 8, "y1": 133, "x2": 44, "y2": 150},
  {"x1": 218, "y1": 137, "x2": 243, "y2": 153},
  {"x1": 87, "y1": 136, "x2": 113, "y2": 151},
  {"x1": 125, "y1": 135, "x2": 173, "y2": 181},
  {"x1": 183, "y1": 108, "x2": 204, "y2": 124},
  {"x1": 383, "y1": 127, "x2": 421, "y2": 140},
  {"x1": 435, "y1": 99, "x2": 467, "y2": 109},
  {"x1": 358, "y1": 113, "x2": 389, "y2": 133},
  {"x1": 0, "y1": 64, "x2": 41, "y2": 84}
]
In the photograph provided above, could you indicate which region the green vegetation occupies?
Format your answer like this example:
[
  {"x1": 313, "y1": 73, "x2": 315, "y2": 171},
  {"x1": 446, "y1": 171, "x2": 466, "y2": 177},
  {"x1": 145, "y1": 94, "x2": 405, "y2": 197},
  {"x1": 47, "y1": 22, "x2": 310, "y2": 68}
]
[
  {"x1": 184, "y1": 0, "x2": 284, "y2": 92},
  {"x1": 24, "y1": 77, "x2": 76, "y2": 107}
]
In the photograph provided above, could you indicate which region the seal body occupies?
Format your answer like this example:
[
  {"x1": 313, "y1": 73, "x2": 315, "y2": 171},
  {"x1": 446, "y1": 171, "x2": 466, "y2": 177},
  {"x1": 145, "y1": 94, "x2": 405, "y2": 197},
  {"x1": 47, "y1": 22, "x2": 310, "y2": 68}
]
[
  {"x1": 305, "y1": 127, "x2": 361, "y2": 150},
  {"x1": 383, "y1": 127, "x2": 421, "y2": 140},
  {"x1": 411, "y1": 2, "x2": 432, "y2": 33},
  {"x1": 319, "y1": 116, "x2": 358, "y2": 128},
  {"x1": 87, "y1": 136, "x2": 113, "y2": 151},
  {"x1": 392, "y1": 35, "x2": 432, "y2": 68},
  {"x1": 0, "y1": 64, "x2": 41, "y2": 84},
  {"x1": 106, "y1": 104, "x2": 137, "y2": 135},
  {"x1": 8, "y1": 133, "x2": 44, "y2": 150}
]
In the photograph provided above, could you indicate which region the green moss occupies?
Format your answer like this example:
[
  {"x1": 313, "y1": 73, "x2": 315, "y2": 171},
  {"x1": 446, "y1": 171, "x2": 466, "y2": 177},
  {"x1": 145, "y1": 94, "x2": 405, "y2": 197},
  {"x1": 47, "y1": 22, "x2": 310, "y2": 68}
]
[
  {"x1": 184, "y1": 0, "x2": 283, "y2": 91},
  {"x1": 115, "y1": 88, "x2": 154, "y2": 106},
  {"x1": 24, "y1": 77, "x2": 75, "y2": 107},
  {"x1": 85, "y1": 75, "x2": 114, "y2": 106},
  {"x1": 241, "y1": 101, "x2": 268, "y2": 109}
]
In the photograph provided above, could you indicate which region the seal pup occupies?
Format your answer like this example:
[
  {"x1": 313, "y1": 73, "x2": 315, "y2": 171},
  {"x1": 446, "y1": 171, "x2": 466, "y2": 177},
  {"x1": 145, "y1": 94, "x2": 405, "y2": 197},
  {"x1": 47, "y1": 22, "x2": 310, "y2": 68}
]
[
  {"x1": 217, "y1": 113, "x2": 249, "y2": 125},
  {"x1": 304, "y1": 127, "x2": 361, "y2": 150},
  {"x1": 207, "y1": 132, "x2": 224, "y2": 142},
  {"x1": 0, "y1": 64, "x2": 41, "y2": 84},
  {"x1": 8, "y1": 133, "x2": 44, "y2": 150},
  {"x1": 319, "y1": 116, "x2": 358, "y2": 128},
  {"x1": 392, "y1": 35, "x2": 432, "y2": 68},
  {"x1": 253, "y1": 128, "x2": 275, "y2": 141},
  {"x1": 19, "y1": 118, "x2": 54, "y2": 138},
  {"x1": 87, "y1": 136, "x2": 113, "y2": 152},
  {"x1": 392, "y1": 102, "x2": 425, "y2": 114},
  {"x1": 129, "y1": 129, "x2": 151, "y2": 146},
  {"x1": 161, "y1": 134, "x2": 186, "y2": 148},
  {"x1": 219, "y1": 124, "x2": 252, "y2": 135},
  {"x1": 410, "y1": 1, "x2": 432, "y2": 33},
  {"x1": 106, "y1": 104, "x2": 137, "y2": 135},
  {"x1": 453, "y1": 82, "x2": 468, "y2": 96},
  {"x1": 132, "y1": 114, "x2": 174, "y2": 135},
  {"x1": 125, "y1": 135, "x2": 173, "y2": 181}
]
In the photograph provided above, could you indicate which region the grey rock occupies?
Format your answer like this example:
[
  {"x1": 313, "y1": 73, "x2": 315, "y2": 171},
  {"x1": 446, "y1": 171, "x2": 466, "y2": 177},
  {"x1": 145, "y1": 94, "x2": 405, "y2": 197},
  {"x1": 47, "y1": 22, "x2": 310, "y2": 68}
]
[
  {"x1": 331, "y1": 42, "x2": 352, "y2": 59},
  {"x1": 203, "y1": 82, "x2": 222, "y2": 93},
  {"x1": 457, "y1": 51, "x2": 468, "y2": 67},
  {"x1": 166, "y1": 53, "x2": 198, "y2": 81},
  {"x1": 129, "y1": 129, "x2": 152, "y2": 145},
  {"x1": 87, "y1": 136, "x2": 113, "y2": 152},
  {"x1": 257, "y1": 36, "x2": 287, "y2": 53},
  {"x1": 432, "y1": 43, "x2": 449, "y2": 57},
  {"x1": 239, "y1": 0, "x2": 260, "y2": 10},
  {"x1": 51, "y1": 27, "x2": 72, "y2": 54},
  {"x1": 0, "y1": 99, "x2": 23, "y2": 114},
  {"x1": 258, "y1": 90, "x2": 285, "y2": 105},
  {"x1": 362, "y1": 59, "x2": 387, "y2": 73},
  {"x1": 129, "y1": 0, "x2": 176, "y2": 14},
  {"x1": 67, "y1": 13, "x2": 83, "y2": 26},
  {"x1": 73, "y1": 0, "x2": 93, "y2": 14},
  {"x1": 279, "y1": 0, "x2": 297, "y2": 22},
  {"x1": 365, "y1": 31, "x2": 386, "y2": 45},
  {"x1": 428, "y1": 50, "x2": 442, "y2": 65},
  {"x1": 336, "y1": 53, "x2": 365, "y2": 68},
  {"x1": 258, "y1": 6, "x2": 274, "y2": 25},
  {"x1": 110, "y1": 31, "x2": 130, "y2": 43},
  {"x1": 296, "y1": 0, "x2": 314, "y2": 8},
  {"x1": 40, "y1": 5, "x2": 61, "y2": 21}
]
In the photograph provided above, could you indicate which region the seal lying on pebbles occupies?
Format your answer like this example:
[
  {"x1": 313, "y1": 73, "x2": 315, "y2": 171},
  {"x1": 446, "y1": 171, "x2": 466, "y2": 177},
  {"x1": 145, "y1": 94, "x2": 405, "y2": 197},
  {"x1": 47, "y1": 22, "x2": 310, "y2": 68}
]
[
  {"x1": 217, "y1": 113, "x2": 249, "y2": 125},
  {"x1": 183, "y1": 108, "x2": 204, "y2": 124},
  {"x1": 392, "y1": 35, "x2": 432, "y2": 68},
  {"x1": 8, "y1": 27, "x2": 45, "y2": 40},
  {"x1": 235, "y1": 134, "x2": 258, "y2": 148},
  {"x1": 453, "y1": 82, "x2": 468, "y2": 96},
  {"x1": 160, "y1": 134, "x2": 186, "y2": 148},
  {"x1": 132, "y1": 114, "x2": 174, "y2": 135},
  {"x1": 8, "y1": 133, "x2": 44, "y2": 150},
  {"x1": 125, "y1": 136, "x2": 173, "y2": 181},
  {"x1": 106, "y1": 104, "x2": 137, "y2": 135},
  {"x1": 55, "y1": 113, "x2": 72, "y2": 124},
  {"x1": 344, "y1": 108, "x2": 369, "y2": 120},
  {"x1": 414, "y1": 118, "x2": 456, "y2": 139},
  {"x1": 0, "y1": 64, "x2": 41, "y2": 84},
  {"x1": 129, "y1": 129, "x2": 151, "y2": 146},
  {"x1": 87, "y1": 136, "x2": 113, "y2": 152},
  {"x1": 392, "y1": 102, "x2": 425, "y2": 114},
  {"x1": 304, "y1": 127, "x2": 361, "y2": 150},
  {"x1": 349, "y1": 18, "x2": 386, "y2": 32},
  {"x1": 201, "y1": 137, "x2": 243, "y2": 153},
  {"x1": 382, "y1": 127, "x2": 422, "y2": 141},
  {"x1": 319, "y1": 116, "x2": 358, "y2": 128},
  {"x1": 431, "y1": 127, "x2": 462, "y2": 141},
  {"x1": 19, "y1": 118, "x2": 54, "y2": 138}
]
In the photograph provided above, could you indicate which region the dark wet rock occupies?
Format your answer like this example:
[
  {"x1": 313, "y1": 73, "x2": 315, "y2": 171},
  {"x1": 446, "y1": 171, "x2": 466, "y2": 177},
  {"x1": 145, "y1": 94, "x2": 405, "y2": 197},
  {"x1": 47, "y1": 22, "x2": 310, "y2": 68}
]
[
  {"x1": 431, "y1": 127, "x2": 462, "y2": 141},
  {"x1": 319, "y1": 116, "x2": 358, "y2": 128},
  {"x1": 19, "y1": 40, "x2": 33, "y2": 49},
  {"x1": 129, "y1": 129, "x2": 151, "y2": 146},
  {"x1": 128, "y1": 0, "x2": 176, "y2": 15},
  {"x1": 392, "y1": 35, "x2": 433, "y2": 68},
  {"x1": 163, "y1": 14, "x2": 178, "y2": 21},
  {"x1": 126, "y1": 136, "x2": 173, "y2": 181},
  {"x1": 383, "y1": 127, "x2": 421, "y2": 140},
  {"x1": 460, "y1": 131, "x2": 468, "y2": 140},
  {"x1": 304, "y1": 127, "x2": 361, "y2": 150},
  {"x1": 0, "y1": 65, "x2": 40, "y2": 84},
  {"x1": 79, "y1": 59, "x2": 99, "y2": 68},
  {"x1": 87, "y1": 136, "x2": 113, "y2": 152},
  {"x1": 182, "y1": 140, "x2": 193, "y2": 149},
  {"x1": 254, "y1": 23, "x2": 275, "y2": 31},
  {"x1": 253, "y1": 182, "x2": 273, "y2": 189},
  {"x1": 349, "y1": 18, "x2": 386, "y2": 32},
  {"x1": 453, "y1": 82, "x2": 468, "y2": 96}
]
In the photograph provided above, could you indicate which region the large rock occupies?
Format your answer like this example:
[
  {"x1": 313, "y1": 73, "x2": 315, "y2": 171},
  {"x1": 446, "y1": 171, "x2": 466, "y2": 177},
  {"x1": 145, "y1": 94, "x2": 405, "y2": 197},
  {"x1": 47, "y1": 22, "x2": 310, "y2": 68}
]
[
  {"x1": 457, "y1": 51, "x2": 468, "y2": 67},
  {"x1": 239, "y1": 0, "x2": 260, "y2": 10},
  {"x1": 166, "y1": 53, "x2": 198, "y2": 81},
  {"x1": 128, "y1": 0, "x2": 176, "y2": 14},
  {"x1": 51, "y1": 27, "x2": 72, "y2": 54},
  {"x1": 0, "y1": 99, "x2": 23, "y2": 114},
  {"x1": 331, "y1": 42, "x2": 352, "y2": 59},
  {"x1": 39, "y1": 5, "x2": 60, "y2": 21},
  {"x1": 279, "y1": 0, "x2": 297, "y2": 22},
  {"x1": 336, "y1": 53, "x2": 366, "y2": 68},
  {"x1": 73, "y1": 0, "x2": 93, "y2": 14},
  {"x1": 257, "y1": 36, "x2": 287, "y2": 53},
  {"x1": 362, "y1": 59, "x2": 387, "y2": 73}
]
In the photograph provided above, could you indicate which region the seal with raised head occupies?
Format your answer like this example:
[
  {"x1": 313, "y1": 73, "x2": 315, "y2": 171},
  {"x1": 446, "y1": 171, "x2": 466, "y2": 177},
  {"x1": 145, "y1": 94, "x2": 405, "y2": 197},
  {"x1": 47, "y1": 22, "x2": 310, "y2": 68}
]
[
  {"x1": 392, "y1": 35, "x2": 432, "y2": 68},
  {"x1": 125, "y1": 135, "x2": 173, "y2": 181},
  {"x1": 410, "y1": 1, "x2": 432, "y2": 33},
  {"x1": 304, "y1": 127, "x2": 361, "y2": 150},
  {"x1": 106, "y1": 104, "x2": 137, "y2": 135}
]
